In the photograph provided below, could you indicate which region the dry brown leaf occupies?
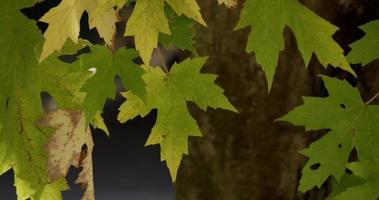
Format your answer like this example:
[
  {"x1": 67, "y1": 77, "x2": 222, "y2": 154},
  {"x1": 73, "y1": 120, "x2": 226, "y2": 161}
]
[{"x1": 39, "y1": 109, "x2": 95, "y2": 200}]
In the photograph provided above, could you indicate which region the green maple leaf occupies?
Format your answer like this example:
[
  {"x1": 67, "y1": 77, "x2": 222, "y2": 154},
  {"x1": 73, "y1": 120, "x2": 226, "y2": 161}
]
[
  {"x1": 326, "y1": 174, "x2": 365, "y2": 200},
  {"x1": 280, "y1": 76, "x2": 379, "y2": 192},
  {"x1": 236, "y1": 0, "x2": 352, "y2": 89},
  {"x1": 331, "y1": 161, "x2": 379, "y2": 200},
  {"x1": 39, "y1": 0, "x2": 125, "y2": 61},
  {"x1": 0, "y1": 1, "x2": 87, "y2": 199},
  {"x1": 117, "y1": 57, "x2": 236, "y2": 181},
  {"x1": 159, "y1": 7, "x2": 196, "y2": 53},
  {"x1": 125, "y1": 0, "x2": 205, "y2": 64},
  {"x1": 348, "y1": 20, "x2": 379, "y2": 65},
  {"x1": 77, "y1": 45, "x2": 145, "y2": 131}
]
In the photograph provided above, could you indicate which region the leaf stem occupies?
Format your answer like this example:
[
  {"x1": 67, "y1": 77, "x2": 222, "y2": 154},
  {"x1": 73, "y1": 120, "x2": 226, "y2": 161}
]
[
  {"x1": 365, "y1": 91, "x2": 379, "y2": 105},
  {"x1": 157, "y1": 46, "x2": 169, "y2": 73}
]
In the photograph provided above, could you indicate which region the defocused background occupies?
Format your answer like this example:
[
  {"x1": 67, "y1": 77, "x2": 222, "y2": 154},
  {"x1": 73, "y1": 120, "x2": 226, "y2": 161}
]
[{"x1": 2, "y1": 0, "x2": 379, "y2": 200}]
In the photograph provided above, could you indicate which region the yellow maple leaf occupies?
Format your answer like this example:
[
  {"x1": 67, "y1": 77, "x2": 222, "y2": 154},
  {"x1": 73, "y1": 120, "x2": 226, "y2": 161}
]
[{"x1": 39, "y1": 0, "x2": 123, "y2": 61}]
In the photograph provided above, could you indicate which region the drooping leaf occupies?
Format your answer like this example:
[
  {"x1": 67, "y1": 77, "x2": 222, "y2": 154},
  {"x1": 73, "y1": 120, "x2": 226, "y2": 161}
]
[
  {"x1": 125, "y1": 0, "x2": 205, "y2": 64},
  {"x1": 77, "y1": 45, "x2": 145, "y2": 128},
  {"x1": 280, "y1": 76, "x2": 379, "y2": 192},
  {"x1": 38, "y1": 109, "x2": 95, "y2": 200},
  {"x1": 125, "y1": 0, "x2": 170, "y2": 65},
  {"x1": 118, "y1": 57, "x2": 236, "y2": 181},
  {"x1": 236, "y1": 0, "x2": 352, "y2": 89},
  {"x1": 39, "y1": 0, "x2": 125, "y2": 61},
  {"x1": 0, "y1": 2, "x2": 87, "y2": 199},
  {"x1": 348, "y1": 20, "x2": 379, "y2": 65}
]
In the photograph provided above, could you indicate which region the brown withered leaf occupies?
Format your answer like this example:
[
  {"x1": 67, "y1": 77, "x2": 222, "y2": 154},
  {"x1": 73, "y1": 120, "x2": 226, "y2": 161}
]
[{"x1": 39, "y1": 109, "x2": 95, "y2": 200}]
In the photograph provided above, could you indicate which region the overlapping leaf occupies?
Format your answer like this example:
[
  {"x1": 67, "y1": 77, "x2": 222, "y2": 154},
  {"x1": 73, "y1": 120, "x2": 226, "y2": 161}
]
[
  {"x1": 326, "y1": 174, "x2": 364, "y2": 200},
  {"x1": 0, "y1": 1, "x2": 88, "y2": 199},
  {"x1": 118, "y1": 57, "x2": 236, "y2": 181},
  {"x1": 280, "y1": 77, "x2": 379, "y2": 192},
  {"x1": 331, "y1": 161, "x2": 379, "y2": 200},
  {"x1": 159, "y1": 7, "x2": 196, "y2": 53},
  {"x1": 348, "y1": 20, "x2": 379, "y2": 65},
  {"x1": 125, "y1": 0, "x2": 205, "y2": 64},
  {"x1": 76, "y1": 45, "x2": 145, "y2": 132},
  {"x1": 236, "y1": 0, "x2": 352, "y2": 89},
  {"x1": 39, "y1": 0, "x2": 125, "y2": 61}
]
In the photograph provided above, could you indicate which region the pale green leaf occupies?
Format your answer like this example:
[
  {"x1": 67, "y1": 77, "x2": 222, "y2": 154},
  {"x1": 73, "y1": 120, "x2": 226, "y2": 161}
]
[
  {"x1": 118, "y1": 92, "x2": 151, "y2": 123},
  {"x1": 164, "y1": 0, "x2": 205, "y2": 26},
  {"x1": 92, "y1": 111, "x2": 109, "y2": 136},
  {"x1": 39, "y1": 0, "x2": 89, "y2": 61},
  {"x1": 39, "y1": 0, "x2": 125, "y2": 61},
  {"x1": 125, "y1": 0, "x2": 170, "y2": 64},
  {"x1": 118, "y1": 57, "x2": 236, "y2": 181},
  {"x1": 125, "y1": 0, "x2": 205, "y2": 64}
]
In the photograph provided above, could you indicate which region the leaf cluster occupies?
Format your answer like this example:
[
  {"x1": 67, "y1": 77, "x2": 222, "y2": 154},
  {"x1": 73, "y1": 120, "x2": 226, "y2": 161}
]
[
  {"x1": 2, "y1": 0, "x2": 379, "y2": 199},
  {"x1": 0, "y1": 0, "x2": 235, "y2": 199}
]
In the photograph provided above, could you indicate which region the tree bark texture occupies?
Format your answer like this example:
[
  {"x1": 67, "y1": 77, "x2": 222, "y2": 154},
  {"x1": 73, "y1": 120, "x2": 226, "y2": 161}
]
[{"x1": 175, "y1": 0, "x2": 379, "y2": 200}]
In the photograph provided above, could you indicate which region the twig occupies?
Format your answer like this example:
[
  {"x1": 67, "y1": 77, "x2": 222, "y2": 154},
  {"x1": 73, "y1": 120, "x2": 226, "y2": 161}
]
[
  {"x1": 365, "y1": 91, "x2": 379, "y2": 105},
  {"x1": 157, "y1": 46, "x2": 169, "y2": 73}
]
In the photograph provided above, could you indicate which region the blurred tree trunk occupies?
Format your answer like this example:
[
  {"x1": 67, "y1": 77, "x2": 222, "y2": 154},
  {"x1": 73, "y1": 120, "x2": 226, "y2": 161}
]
[{"x1": 175, "y1": 0, "x2": 379, "y2": 199}]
